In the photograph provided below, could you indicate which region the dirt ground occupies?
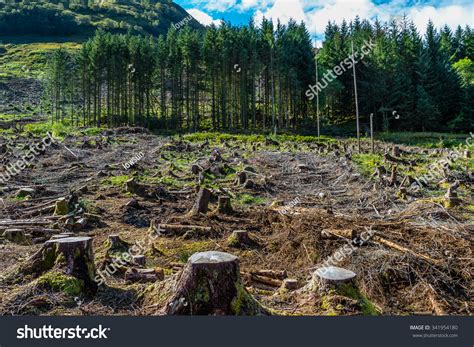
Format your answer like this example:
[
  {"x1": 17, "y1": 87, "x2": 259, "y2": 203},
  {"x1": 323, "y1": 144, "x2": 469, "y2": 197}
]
[{"x1": 0, "y1": 128, "x2": 472, "y2": 316}]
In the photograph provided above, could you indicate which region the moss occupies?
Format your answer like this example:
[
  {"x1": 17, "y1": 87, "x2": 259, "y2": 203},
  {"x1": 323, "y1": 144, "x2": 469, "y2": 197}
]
[
  {"x1": 53, "y1": 199, "x2": 68, "y2": 215},
  {"x1": 336, "y1": 283, "x2": 379, "y2": 316},
  {"x1": 230, "y1": 282, "x2": 263, "y2": 315},
  {"x1": 37, "y1": 271, "x2": 84, "y2": 296},
  {"x1": 194, "y1": 277, "x2": 210, "y2": 303},
  {"x1": 226, "y1": 233, "x2": 240, "y2": 247}
]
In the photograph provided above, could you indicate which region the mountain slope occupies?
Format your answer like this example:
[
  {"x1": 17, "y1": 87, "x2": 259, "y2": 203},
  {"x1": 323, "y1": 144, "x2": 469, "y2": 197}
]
[{"x1": 0, "y1": 0, "x2": 202, "y2": 37}]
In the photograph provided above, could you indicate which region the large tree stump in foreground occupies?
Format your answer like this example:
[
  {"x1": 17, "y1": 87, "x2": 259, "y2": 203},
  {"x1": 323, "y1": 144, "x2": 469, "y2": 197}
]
[
  {"x1": 20, "y1": 236, "x2": 97, "y2": 292},
  {"x1": 166, "y1": 251, "x2": 266, "y2": 315}
]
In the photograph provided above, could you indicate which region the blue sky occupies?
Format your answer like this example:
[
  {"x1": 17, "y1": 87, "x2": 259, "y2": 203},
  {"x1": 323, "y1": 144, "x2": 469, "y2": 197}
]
[{"x1": 175, "y1": 0, "x2": 473, "y2": 45}]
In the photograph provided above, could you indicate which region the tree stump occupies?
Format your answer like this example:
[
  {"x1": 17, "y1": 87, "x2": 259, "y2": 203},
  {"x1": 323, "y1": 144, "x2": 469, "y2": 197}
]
[
  {"x1": 191, "y1": 188, "x2": 211, "y2": 214},
  {"x1": 54, "y1": 198, "x2": 68, "y2": 216},
  {"x1": 132, "y1": 255, "x2": 146, "y2": 267},
  {"x1": 389, "y1": 165, "x2": 397, "y2": 186},
  {"x1": 312, "y1": 266, "x2": 356, "y2": 292},
  {"x1": 191, "y1": 164, "x2": 202, "y2": 175},
  {"x1": 227, "y1": 230, "x2": 252, "y2": 247},
  {"x1": 235, "y1": 171, "x2": 247, "y2": 185},
  {"x1": 217, "y1": 196, "x2": 233, "y2": 214},
  {"x1": 20, "y1": 236, "x2": 97, "y2": 293},
  {"x1": 2, "y1": 228, "x2": 27, "y2": 244},
  {"x1": 165, "y1": 251, "x2": 265, "y2": 315},
  {"x1": 392, "y1": 145, "x2": 400, "y2": 157},
  {"x1": 281, "y1": 278, "x2": 298, "y2": 290},
  {"x1": 445, "y1": 186, "x2": 460, "y2": 208}
]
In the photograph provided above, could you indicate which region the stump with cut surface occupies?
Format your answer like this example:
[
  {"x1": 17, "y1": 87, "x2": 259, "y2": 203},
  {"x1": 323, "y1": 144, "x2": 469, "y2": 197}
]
[
  {"x1": 191, "y1": 188, "x2": 211, "y2": 214},
  {"x1": 20, "y1": 236, "x2": 97, "y2": 292},
  {"x1": 227, "y1": 230, "x2": 252, "y2": 247},
  {"x1": 217, "y1": 196, "x2": 233, "y2": 214},
  {"x1": 312, "y1": 266, "x2": 356, "y2": 292},
  {"x1": 165, "y1": 251, "x2": 265, "y2": 315}
]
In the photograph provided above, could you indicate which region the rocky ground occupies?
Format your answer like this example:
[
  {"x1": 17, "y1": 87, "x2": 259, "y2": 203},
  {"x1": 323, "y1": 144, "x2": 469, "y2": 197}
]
[{"x1": 0, "y1": 127, "x2": 472, "y2": 316}]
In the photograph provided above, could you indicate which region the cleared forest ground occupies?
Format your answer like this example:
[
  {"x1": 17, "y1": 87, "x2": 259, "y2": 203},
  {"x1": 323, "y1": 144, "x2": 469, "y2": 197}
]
[{"x1": 0, "y1": 127, "x2": 472, "y2": 316}]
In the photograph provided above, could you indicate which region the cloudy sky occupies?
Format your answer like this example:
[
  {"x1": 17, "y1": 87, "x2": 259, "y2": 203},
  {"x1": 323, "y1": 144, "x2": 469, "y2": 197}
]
[{"x1": 176, "y1": 0, "x2": 473, "y2": 44}]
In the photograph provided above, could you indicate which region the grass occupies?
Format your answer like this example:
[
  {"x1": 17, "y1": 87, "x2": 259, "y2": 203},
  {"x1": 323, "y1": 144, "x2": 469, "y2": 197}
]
[
  {"x1": 377, "y1": 132, "x2": 469, "y2": 148},
  {"x1": 235, "y1": 193, "x2": 266, "y2": 206},
  {"x1": 0, "y1": 41, "x2": 81, "y2": 79},
  {"x1": 104, "y1": 175, "x2": 131, "y2": 187},
  {"x1": 352, "y1": 153, "x2": 384, "y2": 176},
  {"x1": 23, "y1": 120, "x2": 102, "y2": 139},
  {"x1": 183, "y1": 132, "x2": 336, "y2": 145}
]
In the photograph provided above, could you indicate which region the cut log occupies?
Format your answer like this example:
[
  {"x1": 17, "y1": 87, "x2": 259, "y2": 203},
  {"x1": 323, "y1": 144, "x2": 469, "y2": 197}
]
[
  {"x1": 165, "y1": 251, "x2": 265, "y2": 315},
  {"x1": 191, "y1": 188, "x2": 211, "y2": 214},
  {"x1": 125, "y1": 267, "x2": 163, "y2": 283},
  {"x1": 251, "y1": 269, "x2": 287, "y2": 280},
  {"x1": 217, "y1": 196, "x2": 233, "y2": 214},
  {"x1": 372, "y1": 236, "x2": 440, "y2": 265},
  {"x1": 150, "y1": 222, "x2": 212, "y2": 236},
  {"x1": 250, "y1": 274, "x2": 282, "y2": 287}
]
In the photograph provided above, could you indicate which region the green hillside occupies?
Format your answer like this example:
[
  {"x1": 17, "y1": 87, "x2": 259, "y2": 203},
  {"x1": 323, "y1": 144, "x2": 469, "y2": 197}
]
[{"x1": 0, "y1": 0, "x2": 202, "y2": 37}]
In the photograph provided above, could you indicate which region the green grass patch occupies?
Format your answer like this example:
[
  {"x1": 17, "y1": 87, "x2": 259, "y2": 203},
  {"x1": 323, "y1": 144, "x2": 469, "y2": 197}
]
[
  {"x1": 235, "y1": 193, "x2": 266, "y2": 206},
  {"x1": 104, "y1": 175, "x2": 130, "y2": 186},
  {"x1": 352, "y1": 153, "x2": 384, "y2": 176},
  {"x1": 377, "y1": 132, "x2": 468, "y2": 148}
]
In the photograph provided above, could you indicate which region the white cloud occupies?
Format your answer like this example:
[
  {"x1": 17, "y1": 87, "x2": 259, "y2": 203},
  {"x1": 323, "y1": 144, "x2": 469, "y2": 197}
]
[
  {"x1": 241, "y1": 0, "x2": 260, "y2": 10},
  {"x1": 408, "y1": 5, "x2": 473, "y2": 32},
  {"x1": 187, "y1": 8, "x2": 223, "y2": 26},
  {"x1": 254, "y1": 0, "x2": 307, "y2": 26}
]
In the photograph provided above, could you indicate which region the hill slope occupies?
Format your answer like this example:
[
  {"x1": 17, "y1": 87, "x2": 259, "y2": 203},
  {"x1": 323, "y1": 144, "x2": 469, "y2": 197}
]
[{"x1": 0, "y1": 0, "x2": 202, "y2": 37}]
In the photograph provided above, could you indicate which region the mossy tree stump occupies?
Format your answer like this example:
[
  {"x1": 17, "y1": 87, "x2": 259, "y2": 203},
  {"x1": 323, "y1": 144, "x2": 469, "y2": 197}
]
[
  {"x1": 166, "y1": 251, "x2": 265, "y2": 315},
  {"x1": 20, "y1": 236, "x2": 97, "y2": 293}
]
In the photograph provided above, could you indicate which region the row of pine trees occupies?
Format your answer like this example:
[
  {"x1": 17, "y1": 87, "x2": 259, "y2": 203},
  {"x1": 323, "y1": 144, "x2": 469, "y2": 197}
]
[{"x1": 45, "y1": 16, "x2": 474, "y2": 133}]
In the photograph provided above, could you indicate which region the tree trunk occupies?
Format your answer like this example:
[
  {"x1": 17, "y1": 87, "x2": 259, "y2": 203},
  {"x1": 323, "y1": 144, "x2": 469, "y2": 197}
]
[{"x1": 166, "y1": 251, "x2": 266, "y2": 315}]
